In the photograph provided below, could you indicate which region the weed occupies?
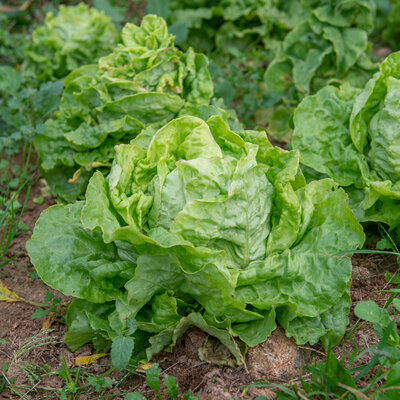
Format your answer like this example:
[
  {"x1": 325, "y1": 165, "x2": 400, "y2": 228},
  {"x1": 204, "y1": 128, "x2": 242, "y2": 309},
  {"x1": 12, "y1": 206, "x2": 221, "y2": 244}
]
[
  {"x1": 0, "y1": 180, "x2": 30, "y2": 270},
  {"x1": 125, "y1": 363, "x2": 201, "y2": 400}
]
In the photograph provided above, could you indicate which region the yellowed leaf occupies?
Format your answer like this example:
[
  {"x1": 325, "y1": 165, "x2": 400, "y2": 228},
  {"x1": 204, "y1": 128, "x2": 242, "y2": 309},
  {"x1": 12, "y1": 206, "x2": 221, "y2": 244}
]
[
  {"x1": 40, "y1": 312, "x2": 56, "y2": 332},
  {"x1": 0, "y1": 281, "x2": 23, "y2": 302},
  {"x1": 68, "y1": 169, "x2": 81, "y2": 184},
  {"x1": 136, "y1": 362, "x2": 153, "y2": 373},
  {"x1": 86, "y1": 161, "x2": 106, "y2": 170},
  {"x1": 74, "y1": 353, "x2": 108, "y2": 366}
]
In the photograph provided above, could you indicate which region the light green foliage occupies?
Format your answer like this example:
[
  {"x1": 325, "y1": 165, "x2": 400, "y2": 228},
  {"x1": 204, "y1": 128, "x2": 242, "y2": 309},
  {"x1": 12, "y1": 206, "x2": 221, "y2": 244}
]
[
  {"x1": 34, "y1": 15, "x2": 219, "y2": 202},
  {"x1": 23, "y1": 3, "x2": 120, "y2": 83},
  {"x1": 27, "y1": 115, "x2": 365, "y2": 367},
  {"x1": 293, "y1": 51, "x2": 400, "y2": 228}
]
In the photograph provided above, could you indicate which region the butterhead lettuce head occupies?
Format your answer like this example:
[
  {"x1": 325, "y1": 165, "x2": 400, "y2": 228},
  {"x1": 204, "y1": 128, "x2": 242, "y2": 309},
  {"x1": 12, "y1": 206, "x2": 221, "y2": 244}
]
[
  {"x1": 293, "y1": 51, "x2": 400, "y2": 228},
  {"x1": 34, "y1": 15, "x2": 218, "y2": 202},
  {"x1": 27, "y1": 115, "x2": 364, "y2": 367},
  {"x1": 24, "y1": 3, "x2": 119, "y2": 83}
]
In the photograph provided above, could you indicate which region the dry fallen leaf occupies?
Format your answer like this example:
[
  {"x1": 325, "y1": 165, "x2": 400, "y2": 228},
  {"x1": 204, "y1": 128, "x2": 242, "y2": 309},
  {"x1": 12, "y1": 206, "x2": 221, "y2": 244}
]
[
  {"x1": 0, "y1": 281, "x2": 23, "y2": 302},
  {"x1": 74, "y1": 353, "x2": 108, "y2": 366},
  {"x1": 40, "y1": 312, "x2": 57, "y2": 332},
  {"x1": 136, "y1": 362, "x2": 153, "y2": 373}
]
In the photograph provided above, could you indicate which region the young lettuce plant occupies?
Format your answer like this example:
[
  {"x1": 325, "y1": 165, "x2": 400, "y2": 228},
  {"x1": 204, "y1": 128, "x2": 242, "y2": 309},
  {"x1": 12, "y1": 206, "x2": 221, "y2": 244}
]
[
  {"x1": 23, "y1": 3, "x2": 120, "y2": 84},
  {"x1": 34, "y1": 15, "x2": 221, "y2": 202},
  {"x1": 27, "y1": 115, "x2": 365, "y2": 369},
  {"x1": 292, "y1": 51, "x2": 400, "y2": 228}
]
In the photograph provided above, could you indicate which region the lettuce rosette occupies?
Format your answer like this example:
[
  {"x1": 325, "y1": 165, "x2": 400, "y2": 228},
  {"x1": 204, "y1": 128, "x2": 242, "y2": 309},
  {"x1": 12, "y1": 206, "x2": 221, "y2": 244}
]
[
  {"x1": 24, "y1": 3, "x2": 120, "y2": 83},
  {"x1": 264, "y1": 0, "x2": 377, "y2": 141},
  {"x1": 34, "y1": 15, "x2": 220, "y2": 202},
  {"x1": 293, "y1": 51, "x2": 400, "y2": 228},
  {"x1": 27, "y1": 115, "x2": 364, "y2": 368}
]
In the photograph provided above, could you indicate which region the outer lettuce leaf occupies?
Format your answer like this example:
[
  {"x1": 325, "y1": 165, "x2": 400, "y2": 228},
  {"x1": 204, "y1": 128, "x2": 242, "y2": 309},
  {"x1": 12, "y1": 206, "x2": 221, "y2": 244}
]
[
  {"x1": 28, "y1": 115, "x2": 364, "y2": 366},
  {"x1": 293, "y1": 52, "x2": 400, "y2": 228},
  {"x1": 24, "y1": 3, "x2": 119, "y2": 83},
  {"x1": 278, "y1": 289, "x2": 351, "y2": 348},
  {"x1": 26, "y1": 202, "x2": 136, "y2": 303},
  {"x1": 35, "y1": 15, "x2": 217, "y2": 202}
]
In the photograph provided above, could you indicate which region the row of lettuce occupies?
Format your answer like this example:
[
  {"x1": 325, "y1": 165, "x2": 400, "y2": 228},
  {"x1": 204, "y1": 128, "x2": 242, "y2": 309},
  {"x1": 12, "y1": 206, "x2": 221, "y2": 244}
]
[
  {"x1": 3, "y1": 1, "x2": 400, "y2": 151},
  {"x1": 153, "y1": 0, "x2": 400, "y2": 139},
  {"x1": 1, "y1": 3, "x2": 399, "y2": 369}
]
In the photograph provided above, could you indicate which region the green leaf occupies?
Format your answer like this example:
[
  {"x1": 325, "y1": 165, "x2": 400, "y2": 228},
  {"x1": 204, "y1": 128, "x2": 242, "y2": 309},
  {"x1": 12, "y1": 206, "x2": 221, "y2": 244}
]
[
  {"x1": 145, "y1": 363, "x2": 161, "y2": 393},
  {"x1": 279, "y1": 290, "x2": 351, "y2": 349},
  {"x1": 354, "y1": 301, "x2": 391, "y2": 327},
  {"x1": 0, "y1": 66, "x2": 21, "y2": 95},
  {"x1": 111, "y1": 336, "x2": 135, "y2": 370},
  {"x1": 324, "y1": 351, "x2": 356, "y2": 393},
  {"x1": 231, "y1": 309, "x2": 276, "y2": 347},
  {"x1": 94, "y1": 0, "x2": 125, "y2": 23},
  {"x1": 65, "y1": 300, "x2": 114, "y2": 352},
  {"x1": 125, "y1": 393, "x2": 146, "y2": 400},
  {"x1": 31, "y1": 308, "x2": 50, "y2": 319},
  {"x1": 169, "y1": 20, "x2": 189, "y2": 44},
  {"x1": 164, "y1": 374, "x2": 179, "y2": 399},
  {"x1": 293, "y1": 84, "x2": 363, "y2": 187},
  {"x1": 393, "y1": 298, "x2": 400, "y2": 311},
  {"x1": 146, "y1": 0, "x2": 170, "y2": 20},
  {"x1": 44, "y1": 291, "x2": 54, "y2": 302},
  {"x1": 26, "y1": 203, "x2": 135, "y2": 303},
  {"x1": 380, "y1": 361, "x2": 400, "y2": 399}
]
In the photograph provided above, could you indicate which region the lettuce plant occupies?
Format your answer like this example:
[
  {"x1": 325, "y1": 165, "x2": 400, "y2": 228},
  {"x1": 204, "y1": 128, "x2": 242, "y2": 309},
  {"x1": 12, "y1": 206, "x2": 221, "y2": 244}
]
[
  {"x1": 34, "y1": 15, "x2": 219, "y2": 202},
  {"x1": 154, "y1": 0, "x2": 378, "y2": 139},
  {"x1": 27, "y1": 115, "x2": 364, "y2": 368},
  {"x1": 164, "y1": 0, "x2": 310, "y2": 54},
  {"x1": 293, "y1": 51, "x2": 400, "y2": 228},
  {"x1": 264, "y1": 0, "x2": 377, "y2": 140},
  {"x1": 23, "y1": 3, "x2": 120, "y2": 83}
]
